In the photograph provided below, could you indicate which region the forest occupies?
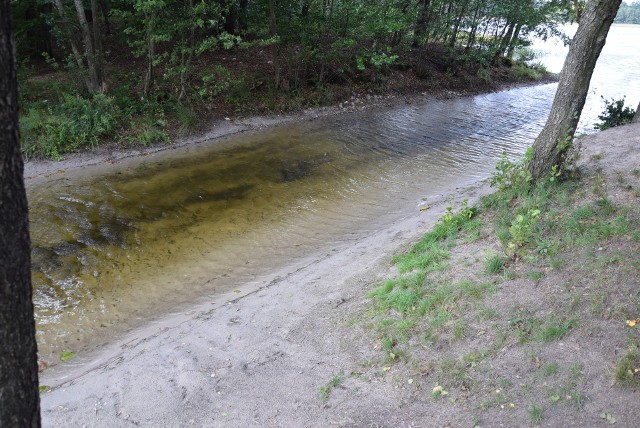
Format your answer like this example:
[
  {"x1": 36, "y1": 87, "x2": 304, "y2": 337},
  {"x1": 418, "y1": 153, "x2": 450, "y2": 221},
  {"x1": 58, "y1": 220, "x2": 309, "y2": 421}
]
[
  {"x1": 615, "y1": 1, "x2": 640, "y2": 23},
  {"x1": 11, "y1": 0, "x2": 576, "y2": 159}
]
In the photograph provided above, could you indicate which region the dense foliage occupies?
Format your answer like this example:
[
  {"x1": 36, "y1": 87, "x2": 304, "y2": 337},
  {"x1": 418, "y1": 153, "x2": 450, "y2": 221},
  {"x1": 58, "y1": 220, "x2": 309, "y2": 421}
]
[
  {"x1": 594, "y1": 97, "x2": 636, "y2": 130},
  {"x1": 11, "y1": 0, "x2": 569, "y2": 158},
  {"x1": 615, "y1": 1, "x2": 640, "y2": 23}
]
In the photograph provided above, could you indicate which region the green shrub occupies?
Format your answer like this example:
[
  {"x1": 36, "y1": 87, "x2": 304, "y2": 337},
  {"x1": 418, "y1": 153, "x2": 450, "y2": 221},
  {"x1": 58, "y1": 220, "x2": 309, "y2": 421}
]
[
  {"x1": 490, "y1": 150, "x2": 533, "y2": 193},
  {"x1": 511, "y1": 64, "x2": 544, "y2": 80},
  {"x1": 594, "y1": 97, "x2": 635, "y2": 130},
  {"x1": 21, "y1": 93, "x2": 121, "y2": 159}
]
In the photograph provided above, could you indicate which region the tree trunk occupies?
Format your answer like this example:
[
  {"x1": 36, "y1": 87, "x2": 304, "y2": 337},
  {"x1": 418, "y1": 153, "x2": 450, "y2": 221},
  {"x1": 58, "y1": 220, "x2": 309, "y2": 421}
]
[
  {"x1": 530, "y1": 0, "x2": 621, "y2": 180},
  {"x1": 414, "y1": 0, "x2": 432, "y2": 47},
  {"x1": 99, "y1": 0, "x2": 111, "y2": 34},
  {"x1": 449, "y1": 0, "x2": 468, "y2": 48},
  {"x1": 178, "y1": 0, "x2": 195, "y2": 102},
  {"x1": 268, "y1": 0, "x2": 281, "y2": 89},
  {"x1": 143, "y1": 11, "x2": 156, "y2": 97},
  {"x1": 506, "y1": 22, "x2": 523, "y2": 60},
  {"x1": 0, "y1": 1, "x2": 41, "y2": 426},
  {"x1": 52, "y1": 0, "x2": 91, "y2": 90},
  {"x1": 238, "y1": 0, "x2": 249, "y2": 32},
  {"x1": 90, "y1": 0, "x2": 104, "y2": 90},
  {"x1": 74, "y1": 0, "x2": 101, "y2": 93},
  {"x1": 633, "y1": 101, "x2": 640, "y2": 123},
  {"x1": 493, "y1": 21, "x2": 516, "y2": 63}
]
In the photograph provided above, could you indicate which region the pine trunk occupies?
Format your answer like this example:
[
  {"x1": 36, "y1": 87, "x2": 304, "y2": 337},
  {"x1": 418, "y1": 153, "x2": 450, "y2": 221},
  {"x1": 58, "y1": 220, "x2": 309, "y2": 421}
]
[
  {"x1": 530, "y1": 0, "x2": 621, "y2": 180},
  {"x1": 0, "y1": 1, "x2": 41, "y2": 425}
]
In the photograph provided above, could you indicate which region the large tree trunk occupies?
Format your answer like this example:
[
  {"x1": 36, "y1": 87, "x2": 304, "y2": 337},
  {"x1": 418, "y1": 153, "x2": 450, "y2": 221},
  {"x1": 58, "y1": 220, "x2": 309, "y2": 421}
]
[
  {"x1": 530, "y1": 0, "x2": 621, "y2": 180},
  {"x1": 0, "y1": 1, "x2": 41, "y2": 426},
  {"x1": 633, "y1": 101, "x2": 640, "y2": 123}
]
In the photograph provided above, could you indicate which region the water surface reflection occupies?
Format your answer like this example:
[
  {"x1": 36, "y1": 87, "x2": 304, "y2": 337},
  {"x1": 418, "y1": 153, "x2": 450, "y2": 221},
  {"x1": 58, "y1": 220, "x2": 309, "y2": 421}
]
[{"x1": 31, "y1": 84, "x2": 558, "y2": 360}]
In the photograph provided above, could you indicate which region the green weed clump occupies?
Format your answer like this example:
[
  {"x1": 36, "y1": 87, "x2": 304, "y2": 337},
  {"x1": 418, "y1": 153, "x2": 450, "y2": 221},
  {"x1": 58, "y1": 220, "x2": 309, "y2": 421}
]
[
  {"x1": 21, "y1": 93, "x2": 121, "y2": 159},
  {"x1": 614, "y1": 345, "x2": 640, "y2": 386},
  {"x1": 319, "y1": 371, "x2": 344, "y2": 402}
]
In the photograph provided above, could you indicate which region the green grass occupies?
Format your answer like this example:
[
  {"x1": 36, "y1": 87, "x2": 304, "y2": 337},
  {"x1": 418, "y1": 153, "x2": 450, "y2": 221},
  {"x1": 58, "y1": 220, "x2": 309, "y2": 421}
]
[
  {"x1": 319, "y1": 371, "x2": 344, "y2": 402},
  {"x1": 543, "y1": 362, "x2": 558, "y2": 376},
  {"x1": 366, "y1": 201, "x2": 494, "y2": 359},
  {"x1": 508, "y1": 311, "x2": 576, "y2": 343},
  {"x1": 535, "y1": 317, "x2": 578, "y2": 342},
  {"x1": 614, "y1": 345, "x2": 640, "y2": 386},
  {"x1": 484, "y1": 253, "x2": 505, "y2": 274},
  {"x1": 363, "y1": 153, "x2": 640, "y2": 422},
  {"x1": 528, "y1": 403, "x2": 545, "y2": 424}
]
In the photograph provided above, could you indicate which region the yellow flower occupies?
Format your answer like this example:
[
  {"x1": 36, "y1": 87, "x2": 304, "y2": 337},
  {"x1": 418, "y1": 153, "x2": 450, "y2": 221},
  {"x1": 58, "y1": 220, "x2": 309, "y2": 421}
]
[{"x1": 626, "y1": 319, "x2": 638, "y2": 327}]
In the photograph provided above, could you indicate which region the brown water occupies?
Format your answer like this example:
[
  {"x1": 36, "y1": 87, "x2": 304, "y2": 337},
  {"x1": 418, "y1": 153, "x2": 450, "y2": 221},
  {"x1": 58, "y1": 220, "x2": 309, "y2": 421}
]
[{"x1": 30, "y1": 85, "x2": 559, "y2": 361}]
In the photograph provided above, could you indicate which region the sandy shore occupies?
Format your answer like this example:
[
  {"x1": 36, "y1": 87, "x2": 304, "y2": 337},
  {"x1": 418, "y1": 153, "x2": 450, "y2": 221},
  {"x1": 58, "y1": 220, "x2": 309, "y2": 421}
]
[
  {"x1": 38, "y1": 169, "x2": 491, "y2": 427},
  {"x1": 35, "y1": 107, "x2": 640, "y2": 426},
  {"x1": 28, "y1": 92, "x2": 494, "y2": 426}
]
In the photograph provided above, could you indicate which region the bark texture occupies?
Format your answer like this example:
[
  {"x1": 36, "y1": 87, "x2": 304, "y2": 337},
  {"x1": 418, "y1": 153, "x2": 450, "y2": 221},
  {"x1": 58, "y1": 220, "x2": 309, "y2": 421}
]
[
  {"x1": 530, "y1": 0, "x2": 621, "y2": 180},
  {"x1": 633, "y1": 101, "x2": 640, "y2": 124},
  {"x1": 0, "y1": 1, "x2": 41, "y2": 425}
]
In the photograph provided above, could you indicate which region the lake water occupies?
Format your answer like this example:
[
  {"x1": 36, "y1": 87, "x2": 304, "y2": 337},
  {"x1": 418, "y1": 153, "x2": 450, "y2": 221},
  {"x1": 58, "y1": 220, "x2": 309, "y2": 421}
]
[
  {"x1": 28, "y1": 24, "x2": 640, "y2": 363},
  {"x1": 531, "y1": 23, "x2": 640, "y2": 132}
]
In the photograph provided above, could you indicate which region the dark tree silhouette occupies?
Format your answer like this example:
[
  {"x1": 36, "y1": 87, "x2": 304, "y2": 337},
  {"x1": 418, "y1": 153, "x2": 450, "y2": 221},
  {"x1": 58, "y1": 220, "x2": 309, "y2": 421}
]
[{"x1": 0, "y1": 0, "x2": 41, "y2": 425}]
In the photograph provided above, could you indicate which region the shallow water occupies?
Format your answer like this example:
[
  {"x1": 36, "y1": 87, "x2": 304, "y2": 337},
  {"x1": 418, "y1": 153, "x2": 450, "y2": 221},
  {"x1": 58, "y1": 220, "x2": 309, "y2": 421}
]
[{"x1": 29, "y1": 24, "x2": 640, "y2": 361}]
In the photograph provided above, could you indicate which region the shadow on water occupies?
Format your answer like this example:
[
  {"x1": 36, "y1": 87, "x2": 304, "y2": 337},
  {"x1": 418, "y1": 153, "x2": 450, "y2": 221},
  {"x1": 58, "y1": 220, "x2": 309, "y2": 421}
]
[{"x1": 29, "y1": 84, "x2": 559, "y2": 361}]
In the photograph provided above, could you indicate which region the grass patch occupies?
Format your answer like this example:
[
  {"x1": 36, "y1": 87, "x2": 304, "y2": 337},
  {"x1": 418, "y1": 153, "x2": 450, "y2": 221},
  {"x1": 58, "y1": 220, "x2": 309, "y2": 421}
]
[
  {"x1": 508, "y1": 311, "x2": 577, "y2": 343},
  {"x1": 543, "y1": 362, "x2": 558, "y2": 376},
  {"x1": 528, "y1": 403, "x2": 545, "y2": 424},
  {"x1": 535, "y1": 317, "x2": 578, "y2": 342},
  {"x1": 484, "y1": 253, "x2": 505, "y2": 274},
  {"x1": 614, "y1": 345, "x2": 640, "y2": 386},
  {"x1": 363, "y1": 149, "x2": 640, "y2": 423},
  {"x1": 319, "y1": 371, "x2": 344, "y2": 402}
]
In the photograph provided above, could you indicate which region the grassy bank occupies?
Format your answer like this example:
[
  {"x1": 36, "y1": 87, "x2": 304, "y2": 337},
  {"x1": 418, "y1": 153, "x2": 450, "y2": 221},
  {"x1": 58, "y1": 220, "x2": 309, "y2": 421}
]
[
  {"x1": 360, "y1": 135, "x2": 640, "y2": 425},
  {"x1": 18, "y1": 43, "x2": 551, "y2": 161}
]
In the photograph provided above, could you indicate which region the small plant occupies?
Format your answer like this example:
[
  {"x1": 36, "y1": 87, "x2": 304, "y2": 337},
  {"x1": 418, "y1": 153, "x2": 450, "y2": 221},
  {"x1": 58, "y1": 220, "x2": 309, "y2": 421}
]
[
  {"x1": 526, "y1": 271, "x2": 543, "y2": 282},
  {"x1": 431, "y1": 384, "x2": 448, "y2": 400},
  {"x1": 529, "y1": 403, "x2": 545, "y2": 424},
  {"x1": 484, "y1": 253, "x2": 505, "y2": 274},
  {"x1": 535, "y1": 316, "x2": 577, "y2": 341},
  {"x1": 440, "y1": 199, "x2": 476, "y2": 227},
  {"x1": 319, "y1": 371, "x2": 344, "y2": 402},
  {"x1": 594, "y1": 96, "x2": 636, "y2": 130},
  {"x1": 614, "y1": 345, "x2": 640, "y2": 386},
  {"x1": 508, "y1": 209, "x2": 541, "y2": 251},
  {"x1": 490, "y1": 150, "x2": 533, "y2": 192},
  {"x1": 21, "y1": 93, "x2": 122, "y2": 159},
  {"x1": 543, "y1": 362, "x2": 558, "y2": 376}
]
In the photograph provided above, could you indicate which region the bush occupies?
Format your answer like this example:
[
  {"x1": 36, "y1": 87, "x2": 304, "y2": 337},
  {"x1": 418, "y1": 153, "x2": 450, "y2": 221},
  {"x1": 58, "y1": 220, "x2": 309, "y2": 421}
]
[
  {"x1": 594, "y1": 97, "x2": 636, "y2": 130},
  {"x1": 21, "y1": 93, "x2": 121, "y2": 159}
]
